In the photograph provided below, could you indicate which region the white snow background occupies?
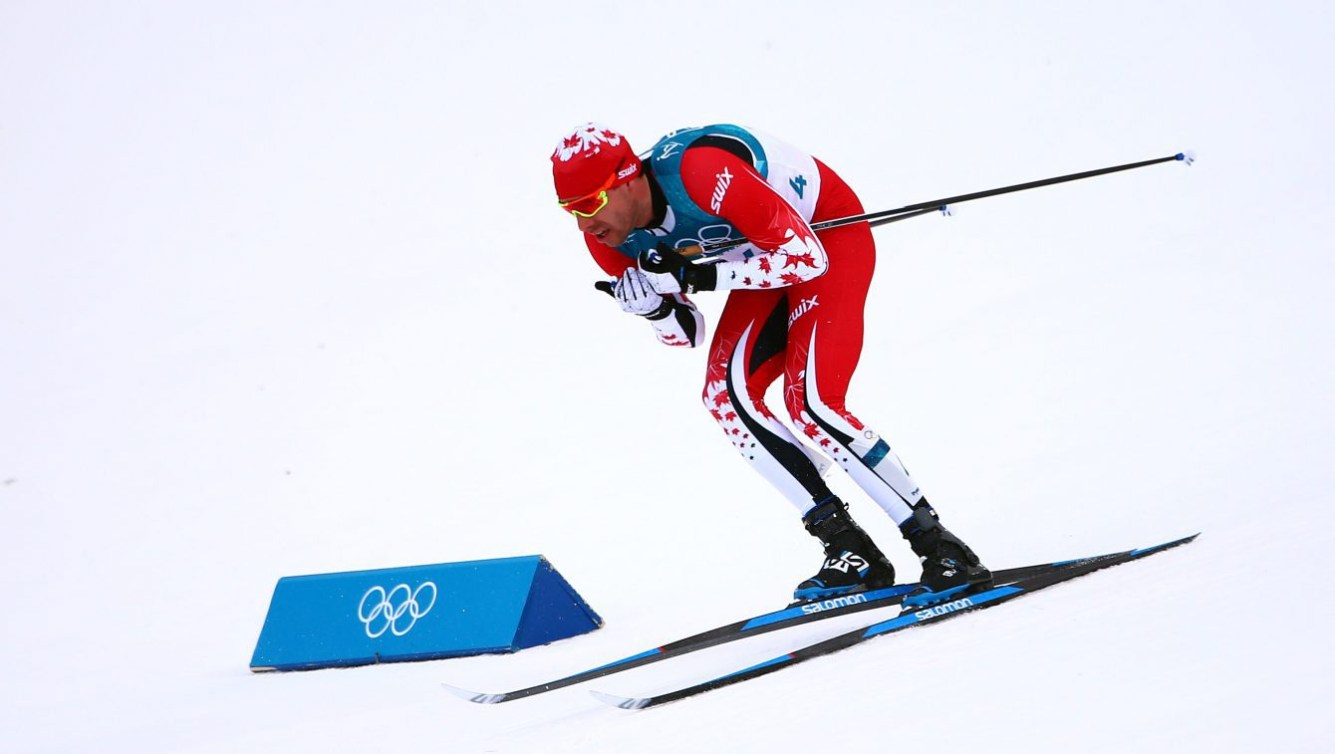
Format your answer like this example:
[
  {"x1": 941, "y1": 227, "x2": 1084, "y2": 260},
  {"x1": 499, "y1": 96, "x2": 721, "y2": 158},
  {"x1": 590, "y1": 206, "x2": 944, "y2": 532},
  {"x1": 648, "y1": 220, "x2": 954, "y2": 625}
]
[{"x1": 3, "y1": 1, "x2": 1333, "y2": 752}]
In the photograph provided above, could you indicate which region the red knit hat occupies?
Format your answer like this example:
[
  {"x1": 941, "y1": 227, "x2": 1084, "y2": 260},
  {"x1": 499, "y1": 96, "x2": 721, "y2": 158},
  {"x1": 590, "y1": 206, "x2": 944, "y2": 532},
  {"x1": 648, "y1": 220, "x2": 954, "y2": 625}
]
[{"x1": 551, "y1": 123, "x2": 642, "y2": 202}]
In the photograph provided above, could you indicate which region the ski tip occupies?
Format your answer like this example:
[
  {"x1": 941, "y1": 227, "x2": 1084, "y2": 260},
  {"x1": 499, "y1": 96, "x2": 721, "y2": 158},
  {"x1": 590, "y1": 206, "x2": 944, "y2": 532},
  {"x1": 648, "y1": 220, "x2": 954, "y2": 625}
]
[
  {"x1": 1130, "y1": 532, "x2": 1201, "y2": 557},
  {"x1": 590, "y1": 689, "x2": 651, "y2": 711},
  {"x1": 1175, "y1": 150, "x2": 1196, "y2": 166},
  {"x1": 440, "y1": 682, "x2": 507, "y2": 704}
]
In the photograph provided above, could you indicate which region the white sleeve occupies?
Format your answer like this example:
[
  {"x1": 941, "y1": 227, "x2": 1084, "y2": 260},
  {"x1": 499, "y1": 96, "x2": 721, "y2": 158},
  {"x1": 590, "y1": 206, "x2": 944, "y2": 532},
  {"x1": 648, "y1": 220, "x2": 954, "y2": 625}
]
[{"x1": 709, "y1": 227, "x2": 828, "y2": 291}]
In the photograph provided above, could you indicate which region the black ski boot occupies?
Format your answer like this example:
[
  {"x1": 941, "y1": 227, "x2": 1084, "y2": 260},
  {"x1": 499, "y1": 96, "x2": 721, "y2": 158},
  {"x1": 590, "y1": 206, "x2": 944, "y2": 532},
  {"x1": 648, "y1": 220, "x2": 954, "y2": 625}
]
[
  {"x1": 793, "y1": 497, "x2": 897, "y2": 603},
  {"x1": 899, "y1": 499, "x2": 992, "y2": 604}
]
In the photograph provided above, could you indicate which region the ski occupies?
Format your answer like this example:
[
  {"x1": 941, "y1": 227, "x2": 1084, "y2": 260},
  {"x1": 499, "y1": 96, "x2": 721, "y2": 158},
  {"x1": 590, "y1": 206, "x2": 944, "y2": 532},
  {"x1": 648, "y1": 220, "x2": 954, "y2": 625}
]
[
  {"x1": 591, "y1": 533, "x2": 1198, "y2": 710},
  {"x1": 442, "y1": 546, "x2": 1137, "y2": 704}
]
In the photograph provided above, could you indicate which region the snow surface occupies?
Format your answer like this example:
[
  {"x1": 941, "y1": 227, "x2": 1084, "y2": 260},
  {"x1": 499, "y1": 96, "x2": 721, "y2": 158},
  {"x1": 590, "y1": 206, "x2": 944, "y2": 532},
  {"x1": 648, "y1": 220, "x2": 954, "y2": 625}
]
[{"x1": 3, "y1": 1, "x2": 1333, "y2": 752}]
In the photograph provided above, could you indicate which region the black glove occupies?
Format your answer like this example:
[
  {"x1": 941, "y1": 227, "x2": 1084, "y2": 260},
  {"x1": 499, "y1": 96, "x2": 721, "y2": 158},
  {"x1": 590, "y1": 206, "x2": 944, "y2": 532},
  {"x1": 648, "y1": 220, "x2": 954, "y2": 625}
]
[{"x1": 638, "y1": 244, "x2": 718, "y2": 295}]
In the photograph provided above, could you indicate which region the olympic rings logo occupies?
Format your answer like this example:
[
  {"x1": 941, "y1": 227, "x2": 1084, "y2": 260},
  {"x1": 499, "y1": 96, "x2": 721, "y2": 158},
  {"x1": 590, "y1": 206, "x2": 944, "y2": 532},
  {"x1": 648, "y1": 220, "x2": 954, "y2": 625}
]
[{"x1": 357, "y1": 582, "x2": 437, "y2": 638}]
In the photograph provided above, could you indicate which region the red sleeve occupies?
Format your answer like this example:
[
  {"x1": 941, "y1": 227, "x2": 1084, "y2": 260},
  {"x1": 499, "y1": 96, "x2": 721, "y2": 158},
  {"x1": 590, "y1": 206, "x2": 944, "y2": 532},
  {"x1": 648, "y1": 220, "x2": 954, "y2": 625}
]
[
  {"x1": 675, "y1": 145, "x2": 828, "y2": 289},
  {"x1": 678, "y1": 145, "x2": 810, "y2": 253}
]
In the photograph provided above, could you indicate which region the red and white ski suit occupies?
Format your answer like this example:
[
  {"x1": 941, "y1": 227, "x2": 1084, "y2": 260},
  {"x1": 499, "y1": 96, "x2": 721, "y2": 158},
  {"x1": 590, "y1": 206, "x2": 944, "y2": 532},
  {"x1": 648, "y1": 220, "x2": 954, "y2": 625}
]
[{"x1": 585, "y1": 133, "x2": 924, "y2": 524}]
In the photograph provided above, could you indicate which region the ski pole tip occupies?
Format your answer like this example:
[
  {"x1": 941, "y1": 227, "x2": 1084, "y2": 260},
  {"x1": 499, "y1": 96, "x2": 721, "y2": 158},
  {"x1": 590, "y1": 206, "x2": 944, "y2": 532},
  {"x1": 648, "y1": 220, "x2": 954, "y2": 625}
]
[{"x1": 1175, "y1": 151, "x2": 1196, "y2": 166}]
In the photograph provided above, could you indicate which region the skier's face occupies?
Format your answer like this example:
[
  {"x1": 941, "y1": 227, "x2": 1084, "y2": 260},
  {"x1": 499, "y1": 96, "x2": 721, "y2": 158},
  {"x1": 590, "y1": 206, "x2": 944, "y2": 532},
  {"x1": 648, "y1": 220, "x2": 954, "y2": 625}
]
[{"x1": 574, "y1": 180, "x2": 645, "y2": 248}]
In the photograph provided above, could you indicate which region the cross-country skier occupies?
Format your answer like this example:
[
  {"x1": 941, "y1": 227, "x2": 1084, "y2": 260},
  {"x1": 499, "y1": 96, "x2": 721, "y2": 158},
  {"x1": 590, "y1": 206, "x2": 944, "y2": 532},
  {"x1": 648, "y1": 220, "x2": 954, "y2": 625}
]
[{"x1": 551, "y1": 122, "x2": 992, "y2": 603}]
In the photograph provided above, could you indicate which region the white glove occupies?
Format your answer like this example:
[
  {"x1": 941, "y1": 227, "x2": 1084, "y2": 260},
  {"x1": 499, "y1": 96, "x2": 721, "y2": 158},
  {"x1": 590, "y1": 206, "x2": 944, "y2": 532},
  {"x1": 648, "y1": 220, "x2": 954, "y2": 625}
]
[{"x1": 614, "y1": 269, "x2": 671, "y2": 318}]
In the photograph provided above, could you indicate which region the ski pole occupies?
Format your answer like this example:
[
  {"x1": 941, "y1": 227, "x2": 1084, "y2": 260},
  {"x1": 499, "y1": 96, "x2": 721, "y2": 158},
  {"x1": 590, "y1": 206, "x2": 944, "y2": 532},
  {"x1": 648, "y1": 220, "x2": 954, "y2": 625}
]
[{"x1": 682, "y1": 151, "x2": 1194, "y2": 259}]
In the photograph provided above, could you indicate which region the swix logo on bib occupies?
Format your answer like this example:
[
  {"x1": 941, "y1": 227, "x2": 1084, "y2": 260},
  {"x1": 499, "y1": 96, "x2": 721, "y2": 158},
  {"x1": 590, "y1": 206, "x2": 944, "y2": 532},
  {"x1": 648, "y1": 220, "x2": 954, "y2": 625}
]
[{"x1": 710, "y1": 167, "x2": 734, "y2": 212}]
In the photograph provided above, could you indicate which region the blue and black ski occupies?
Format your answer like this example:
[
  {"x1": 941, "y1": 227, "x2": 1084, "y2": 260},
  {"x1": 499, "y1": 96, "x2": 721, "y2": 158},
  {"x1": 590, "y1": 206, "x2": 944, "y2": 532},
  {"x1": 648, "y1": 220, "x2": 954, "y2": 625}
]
[
  {"x1": 590, "y1": 533, "x2": 1198, "y2": 710},
  {"x1": 442, "y1": 544, "x2": 1145, "y2": 704}
]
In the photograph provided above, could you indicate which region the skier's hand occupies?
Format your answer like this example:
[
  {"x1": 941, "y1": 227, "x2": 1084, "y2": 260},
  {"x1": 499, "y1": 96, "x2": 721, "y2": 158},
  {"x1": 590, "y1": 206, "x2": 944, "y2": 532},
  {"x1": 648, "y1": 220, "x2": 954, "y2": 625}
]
[
  {"x1": 638, "y1": 245, "x2": 718, "y2": 295},
  {"x1": 612, "y1": 268, "x2": 672, "y2": 319}
]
